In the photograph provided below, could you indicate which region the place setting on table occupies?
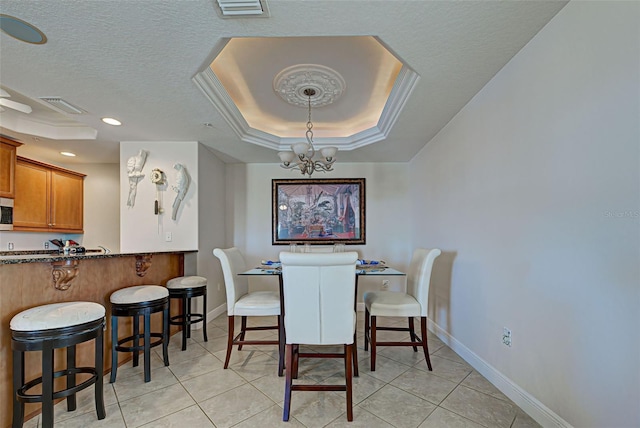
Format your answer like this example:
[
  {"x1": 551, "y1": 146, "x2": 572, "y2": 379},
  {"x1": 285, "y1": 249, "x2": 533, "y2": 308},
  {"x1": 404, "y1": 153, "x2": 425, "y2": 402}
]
[{"x1": 243, "y1": 256, "x2": 405, "y2": 277}]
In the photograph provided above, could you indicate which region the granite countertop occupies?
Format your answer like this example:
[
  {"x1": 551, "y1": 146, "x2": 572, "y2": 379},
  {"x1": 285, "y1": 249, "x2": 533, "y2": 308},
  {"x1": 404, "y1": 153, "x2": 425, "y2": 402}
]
[{"x1": 0, "y1": 249, "x2": 197, "y2": 264}]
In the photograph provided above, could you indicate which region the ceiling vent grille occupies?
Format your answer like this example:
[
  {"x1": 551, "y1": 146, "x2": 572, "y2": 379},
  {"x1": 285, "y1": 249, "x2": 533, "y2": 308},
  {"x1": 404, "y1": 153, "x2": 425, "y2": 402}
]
[
  {"x1": 216, "y1": 0, "x2": 268, "y2": 17},
  {"x1": 38, "y1": 97, "x2": 85, "y2": 114}
]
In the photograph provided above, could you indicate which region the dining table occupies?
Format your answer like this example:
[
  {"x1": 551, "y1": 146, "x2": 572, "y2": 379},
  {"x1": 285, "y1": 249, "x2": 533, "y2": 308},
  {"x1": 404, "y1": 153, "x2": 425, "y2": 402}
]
[{"x1": 240, "y1": 260, "x2": 406, "y2": 376}]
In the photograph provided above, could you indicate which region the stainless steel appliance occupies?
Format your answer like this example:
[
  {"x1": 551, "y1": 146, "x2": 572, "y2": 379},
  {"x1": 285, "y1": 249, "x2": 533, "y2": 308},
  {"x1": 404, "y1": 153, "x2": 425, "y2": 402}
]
[{"x1": 0, "y1": 198, "x2": 13, "y2": 231}]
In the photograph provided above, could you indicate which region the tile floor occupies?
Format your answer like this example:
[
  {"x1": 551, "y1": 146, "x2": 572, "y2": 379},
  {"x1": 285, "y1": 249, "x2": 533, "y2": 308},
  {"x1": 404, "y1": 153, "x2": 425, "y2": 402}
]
[{"x1": 23, "y1": 314, "x2": 541, "y2": 428}]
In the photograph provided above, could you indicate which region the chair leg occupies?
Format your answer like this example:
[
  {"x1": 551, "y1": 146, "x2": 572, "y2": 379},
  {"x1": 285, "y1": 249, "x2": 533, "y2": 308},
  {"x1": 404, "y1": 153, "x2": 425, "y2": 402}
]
[
  {"x1": 352, "y1": 331, "x2": 359, "y2": 377},
  {"x1": 110, "y1": 315, "x2": 118, "y2": 383},
  {"x1": 292, "y1": 344, "x2": 300, "y2": 379},
  {"x1": 421, "y1": 317, "x2": 433, "y2": 371},
  {"x1": 162, "y1": 304, "x2": 170, "y2": 366},
  {"x1": 41, "y1": 344, "x2": 54, "y2": 428},
  {"x1": 95, "y1": 327, "x2": 106, "y2": 419},
  {"x1": 345, "y1": 344, "x2": 354, "y2": 421},
  {"x1": 186, "y1": 297, "x2": 192, "y2": 339},
  {"x1": 143, "y1": 312, "x2": 151, "y2": 383},
  {"x1": 277, "y1": 314, "x2": 285, "y2": 377},
  {"x1": 283, "y1": 344, "x2": 294, "y2": 421},
  {"x1": 12, "y1": 349, "x2": 25, "y2": 428},
  {"x1": 133, "y1": 315, "x2": 140, "y2": 368},
  {"x1": 181, "y1": 296, "x2": 188, "y2": 351},
  {"x1": 408, "y1": 317, "x2": 418, "y2": 352},
  {"x1": 224, "y1": 316, "x2": 235, "y2": 369},
  {"x1": 202, "y1": 294, "x2": 208, "y2": 342},
  {"x1": 66, "y1": 344, "x2": 77, "y2": 411},
  {"x1": 238, "y1": 316, "x2": 247, "y2": 350},
  {"x1": 364, "y1": 307, "x2": 370, "y2": 351},
  {"x1": 370, "y1": 315, "x2": 377, "y2": 371}
]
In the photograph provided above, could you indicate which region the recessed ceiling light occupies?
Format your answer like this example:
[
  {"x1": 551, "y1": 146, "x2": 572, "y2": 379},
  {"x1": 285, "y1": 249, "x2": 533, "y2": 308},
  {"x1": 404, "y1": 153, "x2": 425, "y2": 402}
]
[
  {"x1": 0, "y1": 14, "x2": 47, "y2": 44},
  {"x1": 101, "y1": 117, "x2": 121, "y2": 126},
  {"x1": 60, "y1": 151, "x2": 76, "y2": 157}
]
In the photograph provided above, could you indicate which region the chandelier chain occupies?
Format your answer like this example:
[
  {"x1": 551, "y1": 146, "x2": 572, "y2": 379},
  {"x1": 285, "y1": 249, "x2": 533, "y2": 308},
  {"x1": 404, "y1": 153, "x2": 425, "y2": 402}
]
[{"x1": 277, "y1": 87, "x2": 337, "y2": 177}]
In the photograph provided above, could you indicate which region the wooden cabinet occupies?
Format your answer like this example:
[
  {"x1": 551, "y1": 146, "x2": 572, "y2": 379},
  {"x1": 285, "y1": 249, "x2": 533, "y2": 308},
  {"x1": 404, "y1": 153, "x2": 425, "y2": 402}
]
[
  {"x1": 0, "y1": 136, "x2": 23, "y2": 198},
  {"x1": 13, "y1": 157, "x2": 85, "y2": 233}
]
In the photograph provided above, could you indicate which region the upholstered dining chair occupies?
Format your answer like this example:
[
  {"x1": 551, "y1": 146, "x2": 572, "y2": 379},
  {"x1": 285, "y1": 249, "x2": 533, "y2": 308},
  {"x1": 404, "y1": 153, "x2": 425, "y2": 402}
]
[
  {"x1": 363, "y1": 248, "x2": 441, "y2": 371},
  {"x1": 279, "y1": 251, "x2": 358, "y2": 422},
  {"x1": 213, "y1": 247, "x2": 284, "y2": 376}
]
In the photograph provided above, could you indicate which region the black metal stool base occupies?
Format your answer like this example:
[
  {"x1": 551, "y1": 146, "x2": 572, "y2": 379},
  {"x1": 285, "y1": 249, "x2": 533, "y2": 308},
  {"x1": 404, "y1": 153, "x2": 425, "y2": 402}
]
[
  {"x1": 12, "y1": 318, "x2": 106, "y2": 428},
  {"x1": 110, "y1": 297, "x2": 169, "y2": 384},
  {"x1": 168, "y1": 286, "x2": 207, "y2": 351}
]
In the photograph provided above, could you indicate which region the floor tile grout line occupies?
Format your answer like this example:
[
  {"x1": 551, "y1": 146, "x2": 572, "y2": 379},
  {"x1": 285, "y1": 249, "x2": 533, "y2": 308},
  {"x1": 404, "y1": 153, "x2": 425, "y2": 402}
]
[{"x1": 45, "y1": 315, "x2": 538, "y2": 428}]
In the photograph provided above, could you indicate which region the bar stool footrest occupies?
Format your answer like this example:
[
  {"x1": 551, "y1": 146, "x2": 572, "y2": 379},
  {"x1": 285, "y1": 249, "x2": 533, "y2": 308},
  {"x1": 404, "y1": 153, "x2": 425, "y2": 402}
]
[
  {"x1": 16, "y1": 367, "x2": 98, "y2": 404},
  {"x1": 169, "y1": 314, "x2": 204, "y2": 325},
  {"x1": 116, "y1": 333, "x2": 165, "y2": 352}
]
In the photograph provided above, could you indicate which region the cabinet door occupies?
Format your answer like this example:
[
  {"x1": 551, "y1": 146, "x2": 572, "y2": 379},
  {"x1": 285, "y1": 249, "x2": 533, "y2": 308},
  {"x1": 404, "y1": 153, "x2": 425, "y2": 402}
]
[
  {"x1": 50, "y1": 170, "x2": 84, "y2": 231},
  {"x1": 0, "y1": 142, "x2": 17, "y2": 198},
  {"x1": 14, "y1": 160, "x2": 50, "y2": 229}
]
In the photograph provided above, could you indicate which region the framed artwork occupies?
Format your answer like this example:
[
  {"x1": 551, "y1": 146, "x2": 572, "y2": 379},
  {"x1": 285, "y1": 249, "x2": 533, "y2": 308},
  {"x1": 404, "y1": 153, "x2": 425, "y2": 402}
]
[{"x1": 272, "y1": 178, "x2": 366, "y2": 245}]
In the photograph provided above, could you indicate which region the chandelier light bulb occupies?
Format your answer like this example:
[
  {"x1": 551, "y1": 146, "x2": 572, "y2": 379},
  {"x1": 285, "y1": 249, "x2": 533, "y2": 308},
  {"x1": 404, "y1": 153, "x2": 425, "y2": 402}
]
[
  {"x1": 278, "y1": 151, "x2": 296, "y2": 165},
  {"x1": 292, "y1": 142, "x2": 310, "y2": 156},
  {"x1": 320, "y1": 146, "x2": 337, "y2": 160}
]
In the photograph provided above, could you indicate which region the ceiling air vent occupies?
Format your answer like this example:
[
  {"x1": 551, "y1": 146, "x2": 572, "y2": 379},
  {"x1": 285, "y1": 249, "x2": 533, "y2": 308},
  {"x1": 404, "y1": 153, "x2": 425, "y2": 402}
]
[
  {"x1": 38, "y1": 97, "x2": 85, "y2": 114},
  {"x1": 216, "y1": 0, "x2": 269, "y2": 17}
]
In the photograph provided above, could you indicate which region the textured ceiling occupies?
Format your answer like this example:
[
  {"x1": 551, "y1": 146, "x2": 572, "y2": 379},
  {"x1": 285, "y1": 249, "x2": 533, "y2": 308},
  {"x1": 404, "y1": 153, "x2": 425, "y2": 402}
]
[{"x1": 0, "y1": 0, "x2": 567, "y2": 165}]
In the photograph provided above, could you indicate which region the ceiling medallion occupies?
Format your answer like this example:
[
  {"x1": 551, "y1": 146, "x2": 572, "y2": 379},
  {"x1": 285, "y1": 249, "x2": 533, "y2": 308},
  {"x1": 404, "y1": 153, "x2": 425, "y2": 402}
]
[{"x1": 273, "y1": 64, "x2": 346, "y2": 108}]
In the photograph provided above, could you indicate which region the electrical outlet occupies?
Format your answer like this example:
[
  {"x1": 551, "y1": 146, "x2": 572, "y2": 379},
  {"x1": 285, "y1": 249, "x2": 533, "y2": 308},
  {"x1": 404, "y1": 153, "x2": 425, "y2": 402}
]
[
  {"x1": 382, "y1": 279, "x2": 389, "y2": 289},
  {"x1": 8, "y1": 242, "x2": 14, "y2": 250},
  {"x1": 165, "y1": 232, "x2": 172, "y2": 242},
  {"x1": 44, "y1": 241, "x2": 50, "y2": 249},
  {"x1": 217, "y1": 283, "x2": 221, "y2": 291},
  {"x1": 502, "y1": 327, "x2": 512, "y2": 347}
]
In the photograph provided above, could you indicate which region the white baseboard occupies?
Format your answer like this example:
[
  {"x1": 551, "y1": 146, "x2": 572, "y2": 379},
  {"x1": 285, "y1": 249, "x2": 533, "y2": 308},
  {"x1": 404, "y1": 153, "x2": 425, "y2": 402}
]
[
  {"x1": 428, "y1": 320, "x2": 572, "y2": 428},
  {"x1": 208, "y1": 303, "x2": 227, "y2": 322},
  {"x1": 195, "y1": 303, "x2": 569, "y2": 427},
  {"x1": 189, "y1": 303, "x2": 227, "y2": 331},
  {"x1": 193, "y1": 303, "x2": 569, "y2": 427}
]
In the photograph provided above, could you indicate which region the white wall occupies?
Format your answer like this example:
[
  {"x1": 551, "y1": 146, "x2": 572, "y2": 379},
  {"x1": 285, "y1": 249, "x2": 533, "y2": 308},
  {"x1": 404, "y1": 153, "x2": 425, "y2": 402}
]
[
  {"x1": 120, "y1": 142, "x2": 199, "y2": 252},
  {"x1": 409, "y1": 2, "x2": 639, "y2": 427},
  {"x1": 79, "y1": 163, "x2": 120, "y2": 252},
  {"x1": 226, "y1": 162, "x2": 412, "y2": 301},
  {"x1": 196, "y1": 144, "x2": 228, "y2": 313}
]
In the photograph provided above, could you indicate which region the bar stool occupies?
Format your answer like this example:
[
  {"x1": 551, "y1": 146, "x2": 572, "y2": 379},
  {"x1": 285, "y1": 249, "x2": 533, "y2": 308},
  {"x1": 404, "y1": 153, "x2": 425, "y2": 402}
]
[
  {"x1": 109, "y1": 285, "x2": 169, "y2": 383},
  {"x1": 11, "y1": 301, "x2": 106, "y2": 428},
  {"x1": 166, "y1": 275, "x2": 208, "y2": 351}
]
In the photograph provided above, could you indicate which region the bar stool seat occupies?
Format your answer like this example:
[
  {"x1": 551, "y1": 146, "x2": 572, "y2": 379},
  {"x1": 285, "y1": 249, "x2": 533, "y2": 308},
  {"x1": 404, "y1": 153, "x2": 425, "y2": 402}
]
[
  {"x1": 11, "y1": 301, "x2": 106, "y2": 428},
  {"x1": 109, "y1": 285, "x2": 169, "y2": 384},
  {"x1": 166, "y1": 275, "x2": 208, "y2": 351}
]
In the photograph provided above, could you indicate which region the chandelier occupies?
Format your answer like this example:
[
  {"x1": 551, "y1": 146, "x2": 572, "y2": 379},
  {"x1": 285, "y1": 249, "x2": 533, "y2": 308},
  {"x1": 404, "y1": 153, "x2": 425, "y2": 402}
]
[{"x1": 278, "y1": 88, "x2": 338, "y2": 176}]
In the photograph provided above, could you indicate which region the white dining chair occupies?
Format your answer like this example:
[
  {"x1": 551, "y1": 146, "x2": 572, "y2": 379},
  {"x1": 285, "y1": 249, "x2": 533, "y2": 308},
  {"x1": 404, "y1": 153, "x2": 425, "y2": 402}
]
[
  {"x1": 363, "y1": 248, "x2": 441, "y2": 371},
  {"x1": 213, "y1": 247, "x2": 284, "y2": 376},
  {"x1": 279, "y1": 251, "x2": 358, "y2": 422}
]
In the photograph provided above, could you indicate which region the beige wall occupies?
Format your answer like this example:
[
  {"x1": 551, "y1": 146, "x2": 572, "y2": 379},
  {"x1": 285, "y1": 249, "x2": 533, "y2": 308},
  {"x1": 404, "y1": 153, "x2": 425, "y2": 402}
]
[
  {"x1": 225, "y1": 162, "x2": 412, "y2": 302},
  {"x1": 197, "y1": 144, "x2": 228, "y2": 315},
  {"x1": 409, "y1": 2, "x2": 639, "y2": 427},
  {"x1": 81, "y1": 163, "x2": 120, "y2": 252}
]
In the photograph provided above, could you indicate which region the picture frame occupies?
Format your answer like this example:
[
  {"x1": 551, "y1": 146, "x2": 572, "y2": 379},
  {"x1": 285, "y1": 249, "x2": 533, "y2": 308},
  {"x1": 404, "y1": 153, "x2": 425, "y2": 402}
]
[{"x1": 272, "y1": 178, "x2": 366, "y2": 245}]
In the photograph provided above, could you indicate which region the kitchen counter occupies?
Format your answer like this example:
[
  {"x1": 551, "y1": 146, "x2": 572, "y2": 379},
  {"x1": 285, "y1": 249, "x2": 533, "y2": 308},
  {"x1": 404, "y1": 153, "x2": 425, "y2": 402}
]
[
  {"x1": 0, "y1": 249, "x2": 197, "y2": 264},
  {"x1": 0, "y1": 249, "x2": 193, "y2": 426}
]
